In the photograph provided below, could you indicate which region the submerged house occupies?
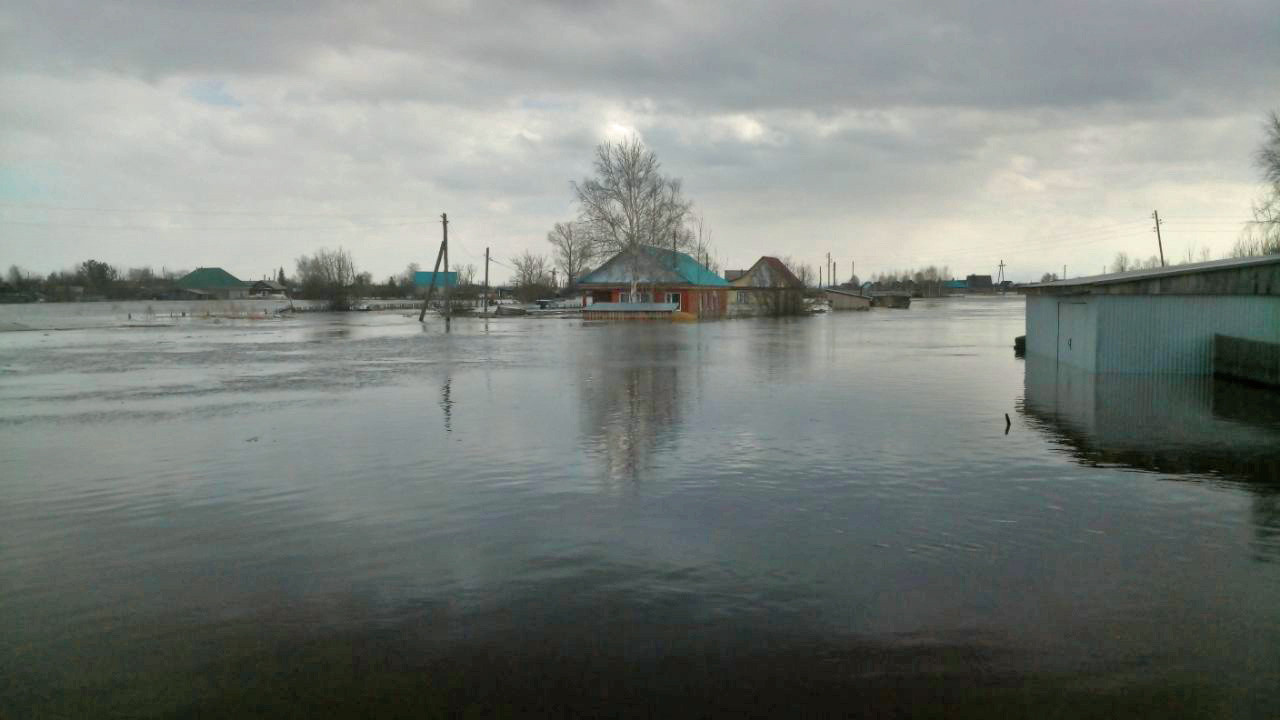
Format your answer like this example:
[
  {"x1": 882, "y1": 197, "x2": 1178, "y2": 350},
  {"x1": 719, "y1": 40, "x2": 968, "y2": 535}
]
[
  {"x1": 728, "y1": 256, "x2": 805, "y2": 316},
  {"x1": 174, "y1": 267, "x2": 249, "y2": 300},
  {"x1": 577, "y1": 245, "x2": 730, "y2": 319},
  {"x1": 1018, "y1": 255, "x2": 1280, "y2": 379}
]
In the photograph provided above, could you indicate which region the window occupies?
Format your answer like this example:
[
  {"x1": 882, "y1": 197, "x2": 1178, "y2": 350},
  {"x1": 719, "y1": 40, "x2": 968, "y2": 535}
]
[
  {"x1": 666, "y1": 292, "x2": 681, "y2": 305},
  {"x1": 736, "y1": 290, "x2": 749, "y2": 304}
]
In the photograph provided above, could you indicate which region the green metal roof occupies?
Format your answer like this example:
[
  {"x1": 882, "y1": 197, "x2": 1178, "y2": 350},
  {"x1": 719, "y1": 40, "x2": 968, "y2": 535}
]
[
  {"x1": 175, "y1": 267, "x2": 245, "y2": 290},
  {"x1": 578, "y1": 245, "x2": 729, "y2": 287}
]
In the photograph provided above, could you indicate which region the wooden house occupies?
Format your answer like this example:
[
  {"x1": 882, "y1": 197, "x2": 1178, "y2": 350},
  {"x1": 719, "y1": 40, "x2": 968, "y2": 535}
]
[{"x1": 577, "y1": 246, "x2": 730, "y2": 319}]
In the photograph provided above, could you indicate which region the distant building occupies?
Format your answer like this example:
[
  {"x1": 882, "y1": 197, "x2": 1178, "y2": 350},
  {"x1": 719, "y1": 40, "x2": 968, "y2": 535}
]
[
  {"x1": 174, "y1": 268, "x2": 248, "y2": 300},
  {"x1": 577, "y1": 245, "x2": 730, "y2": 319},
  {"x1": 823, "y1": 288, "x2": 872, "y2": 311},
  {"x1": 965, "y1": 274, "x2": 994, "y2": 293},
  {"x1": 247, "y1": 280, "x2": 287, "y2": 297},
  {"x1": 728, "y1": 257, "x2": 805, "y2": 316},
  {"x1": 943, "y1": 279, "x2": 968, "y2": 294},
  {"x1": 1018, "y1": 256, "x2": 1280, "y2": 376},
  {"x1": 413, "y1": 271, "x2": 458, "y2": 296}
]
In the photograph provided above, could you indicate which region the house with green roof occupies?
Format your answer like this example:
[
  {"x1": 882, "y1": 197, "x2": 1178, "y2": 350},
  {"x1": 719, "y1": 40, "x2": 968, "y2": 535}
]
[
  {"x1": 174, "y1": 267, "x2": 250, "y2": 300},
  {"x1": 577, "y1": 245, "x2": 730, "y2": 318}
]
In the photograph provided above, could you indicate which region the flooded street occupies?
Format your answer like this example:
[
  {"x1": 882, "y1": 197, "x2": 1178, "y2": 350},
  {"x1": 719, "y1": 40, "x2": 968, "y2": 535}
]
[{"x1": 2, "y1": 297, "x2": 1278, "y2": 718}]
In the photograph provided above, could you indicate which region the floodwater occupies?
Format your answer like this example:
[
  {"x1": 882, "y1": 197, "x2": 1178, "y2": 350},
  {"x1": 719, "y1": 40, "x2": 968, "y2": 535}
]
[{"x1": 1, "y1": 297, "x2": 1277, "y2": 718}]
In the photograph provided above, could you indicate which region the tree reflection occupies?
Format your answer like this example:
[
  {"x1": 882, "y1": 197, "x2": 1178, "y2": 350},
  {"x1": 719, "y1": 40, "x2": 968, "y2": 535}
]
[
  {"x1": 577, "y1": 329, "x2": 689, "y2": 484},
  {"x1": 1020, "y1": 358, "x2": 1280, "y2": 562}
]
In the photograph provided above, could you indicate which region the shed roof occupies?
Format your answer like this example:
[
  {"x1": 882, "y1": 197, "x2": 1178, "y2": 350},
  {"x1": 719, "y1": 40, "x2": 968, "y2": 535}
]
[
  {"x1": 578, "y1": 245, "x2": 729, "y2": 287},
  {"x1": 824, "y1": 288, "x2": 871, "y2": 298},
  {"x1": 1020, "y1": 254, "x2": 1280, "y2": 294},
  {"x1": 175, "y1": 267, "x2": 245, "y2": 289}
]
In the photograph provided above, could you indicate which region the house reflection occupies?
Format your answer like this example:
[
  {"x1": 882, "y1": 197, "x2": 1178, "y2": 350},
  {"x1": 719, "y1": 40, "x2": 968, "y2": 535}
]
[
  {"x1": 1020, "y1": 358, "x2": 1280, "y2": 561},
  {"x1": 577, "y1": 329, "x2": 691, "y2": 484}
]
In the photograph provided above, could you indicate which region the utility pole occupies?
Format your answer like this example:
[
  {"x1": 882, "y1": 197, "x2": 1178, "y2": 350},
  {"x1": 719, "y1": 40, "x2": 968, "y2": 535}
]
[
  {"x1": 997, "y1": 259, "x2": 1006, "y2": 293},
  {"x1": 819, "y1": 266, "x2": 823, "y2": 289},
  {"x1": 826, "y1": 252, "x2": 831, "y2": 288},
  {"x1": 552, "y1": 268, "x2": 558, "y2": 288},
  {"x1": 484, "y1": 246, "x2": 490, "y2": 309},
  {"x1": 442, "y1": 213, "x2": 450, "y2": 330},
  {"x1": 1063, "y1": 264, "x2": 1066, "y2": 280},
  {"x1": 418, "y1": 214, "x2": 448, "y2": 323},
  {"x1": 1151, "y1": 210, "x2": 1166, "y2": 267}
]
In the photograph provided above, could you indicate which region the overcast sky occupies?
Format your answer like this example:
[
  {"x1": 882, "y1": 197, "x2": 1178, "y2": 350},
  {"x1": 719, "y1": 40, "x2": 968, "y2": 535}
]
[{"x1": 2, "y1": 0, "x2": 1277, "y2": 283}]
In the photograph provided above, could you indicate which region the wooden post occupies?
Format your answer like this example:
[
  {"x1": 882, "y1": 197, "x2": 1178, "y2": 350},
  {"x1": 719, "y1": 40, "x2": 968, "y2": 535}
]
[
  {"x1": 442, "y1": 213, "x2": 450, "y2": 329},
  {"x1": 484, "y1": 246, "x2": 490, "y2": 309},
  {"x1": 418, "y1": 216, "x2": 448, "y2": 322}
]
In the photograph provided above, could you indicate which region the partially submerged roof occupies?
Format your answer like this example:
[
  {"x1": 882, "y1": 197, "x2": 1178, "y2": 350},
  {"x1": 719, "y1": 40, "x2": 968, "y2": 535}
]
[
  {"x1": 578, "y1": 245, "x2": 730, "y2": 287},
  {"x1": 1020, "y1": 255, "x2": 1280, "y2": 296},
  {"x1": 824, "y1": 288, "x2": 870, "y2": 298},
  {"x1": 175, "y1": 267, "x2": 244, "y2": 290},
  {"x1": 730, "y1": 257, "x2": 803, "y2": 288}
]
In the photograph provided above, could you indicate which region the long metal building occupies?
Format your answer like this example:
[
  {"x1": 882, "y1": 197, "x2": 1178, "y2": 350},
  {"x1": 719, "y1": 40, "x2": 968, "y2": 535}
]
[{"x1": 1019, "y1": 255, "x2": 1280, "y2": 374}]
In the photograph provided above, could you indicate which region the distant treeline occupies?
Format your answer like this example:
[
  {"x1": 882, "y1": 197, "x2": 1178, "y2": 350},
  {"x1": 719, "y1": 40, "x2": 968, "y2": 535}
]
[{"x1": 0, "y1": 260, "x2": 193, "y2": 302}]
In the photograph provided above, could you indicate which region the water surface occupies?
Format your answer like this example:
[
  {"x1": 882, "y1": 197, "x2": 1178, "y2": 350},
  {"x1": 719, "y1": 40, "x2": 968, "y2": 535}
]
[{"x1": 2, "y1": 297, "x2": 1277, "y2": 718}]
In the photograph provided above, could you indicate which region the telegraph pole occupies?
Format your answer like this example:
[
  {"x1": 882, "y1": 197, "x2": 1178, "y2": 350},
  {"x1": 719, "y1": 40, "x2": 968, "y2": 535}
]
[
  {"x1": 484, "y1": 246, "x2": 490, "y2": 309},
  {"x1": 997, "y1": 259, "x2": 1006, "y2": 293},
  {"x1": 442, "y1": 213, "x2": 450, "y2": 329},
  {"x1": 1152, "y1": 210, "x2": 1166, "y2": 267},
  {"x1": 418, "y1": 216, "x2": 448, "y2": 323}
]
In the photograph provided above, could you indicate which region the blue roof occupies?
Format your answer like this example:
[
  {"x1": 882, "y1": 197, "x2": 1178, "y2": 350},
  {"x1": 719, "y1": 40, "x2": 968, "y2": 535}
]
[
  {"x1": 578, "y1": 245, "x2": 730, "y2": 287},
  {"x1": 415, "y1": 271, "x2": 458, "y2": 288},
  {"x1": 944, "y1": 279, "x2": 968, "y2": 289}
]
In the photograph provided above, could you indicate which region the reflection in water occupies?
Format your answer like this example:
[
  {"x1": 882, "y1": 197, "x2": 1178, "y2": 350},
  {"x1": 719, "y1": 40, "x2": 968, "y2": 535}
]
[
  {"x1": 440, "y1": 375, "x2": 453, "y2": 432},
  {"x1": 577, "y1": 329, "x2": 691, "y2": 484},
  {"x1": 1021, "y1": 357, "x2": 1280, "y2": 561}
]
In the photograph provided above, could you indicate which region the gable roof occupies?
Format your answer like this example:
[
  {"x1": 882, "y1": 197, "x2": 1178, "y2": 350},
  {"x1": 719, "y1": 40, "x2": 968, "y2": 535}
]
[
  {"x1": 730, "y1": 256, "x2": 803, "y2": 288},
  {"x1": 175, "y1": 267, "x2": 245, "y2": 290},
  {"x1": 578, "y1": 245, "x2": 729, "y2": 287}
]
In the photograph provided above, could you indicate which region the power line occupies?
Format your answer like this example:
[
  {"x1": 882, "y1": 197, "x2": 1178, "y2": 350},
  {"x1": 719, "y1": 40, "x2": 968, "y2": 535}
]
[
  {"x1": 0, "y1": 201, "x2": 435, "y2": 219},
  {"x1": 0, "y1": 218, "x2": 435, "y2": 231}
]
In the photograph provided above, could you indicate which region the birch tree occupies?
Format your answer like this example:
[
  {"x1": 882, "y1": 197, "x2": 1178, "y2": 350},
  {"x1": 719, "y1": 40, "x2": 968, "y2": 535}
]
[
  {"x1": 572, "y1": 137, "x2": 693, "y2": 298},
  {"x1": 547, "y1": 221, "x2": 597, "y2": 287}
]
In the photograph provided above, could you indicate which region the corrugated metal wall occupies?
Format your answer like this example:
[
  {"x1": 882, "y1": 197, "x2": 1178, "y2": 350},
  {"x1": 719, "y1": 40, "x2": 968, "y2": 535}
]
[
  {"x1": 1024, "y1": 296, "x2": 1061, "y2": 359},
  {"x1": 1097, "y1": 295, "x2": 1280, "y2": 374}
]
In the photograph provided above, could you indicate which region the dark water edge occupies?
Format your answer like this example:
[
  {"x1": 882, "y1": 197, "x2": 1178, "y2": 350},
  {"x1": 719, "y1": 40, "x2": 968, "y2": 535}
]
[{"x1": 2, "y1": 298, "x2": 1279, "y2": 718}]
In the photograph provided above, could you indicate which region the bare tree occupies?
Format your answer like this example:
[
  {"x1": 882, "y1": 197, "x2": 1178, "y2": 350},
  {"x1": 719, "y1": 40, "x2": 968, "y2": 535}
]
[
  {"x1": 572, "y1": 136, "x2": 694, "y2": 297},
  {"x1": 295, "y1": 246, "x2": 358, "y2": 309},
  {"x1": 459, "y1": 263, "x2": 477, "y2": 287},
  {"x1": 547, "y1": 221, "x2": 597, "y2": 287},
  {"x1": 511, "y1": 251, "x2": 550, "y2": 287},
  {"x1": 1111, "y1": 252, "x2": 1130, "y2": 273},
  {"x1": 780, "y1": 256, "x2": 814, "y2": 287},
  {"x1": 511, "y1": 250, "x2": 554, "y2": 302},
  {"x1": 1233, "y1": 111, "x2": 1280, "y2": 257}
]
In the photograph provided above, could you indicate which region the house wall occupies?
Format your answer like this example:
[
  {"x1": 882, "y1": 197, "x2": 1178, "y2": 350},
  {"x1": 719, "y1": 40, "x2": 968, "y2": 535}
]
[{"x1": 827, "y1": 292, "x2": 871, "y2": 311}]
